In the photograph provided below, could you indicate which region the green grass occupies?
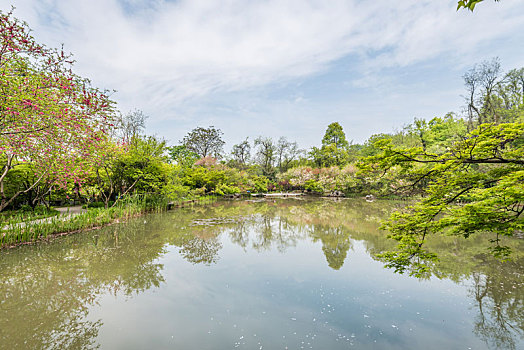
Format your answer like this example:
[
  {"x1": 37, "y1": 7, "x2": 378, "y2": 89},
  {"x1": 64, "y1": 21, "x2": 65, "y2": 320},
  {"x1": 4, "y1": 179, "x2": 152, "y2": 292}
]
[
  {"x1": 0, "y1": 194, "x2": 218, "y2": 248},
  {"x1": 0, "y1": 207, "x2": 60, "y2": 225}
]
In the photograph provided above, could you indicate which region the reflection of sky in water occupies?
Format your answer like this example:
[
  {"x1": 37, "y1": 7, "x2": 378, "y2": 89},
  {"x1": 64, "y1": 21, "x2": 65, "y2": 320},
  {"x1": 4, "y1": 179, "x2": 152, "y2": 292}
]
[
  {"x1": 1, "y1": 199, "x2": 522, "y2": 349},
  {"x1": 88, "y1": 223, "x2": 493, "y2": 348}
]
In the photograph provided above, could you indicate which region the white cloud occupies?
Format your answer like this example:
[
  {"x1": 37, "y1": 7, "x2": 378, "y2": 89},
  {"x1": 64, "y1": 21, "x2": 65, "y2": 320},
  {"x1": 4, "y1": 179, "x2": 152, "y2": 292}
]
[
  {"x1": 5, "y1": 1, "x2": 522, "y2": 104},
  {"x1": 1, "y1": 0, "x2": 523, "y2": 146}
]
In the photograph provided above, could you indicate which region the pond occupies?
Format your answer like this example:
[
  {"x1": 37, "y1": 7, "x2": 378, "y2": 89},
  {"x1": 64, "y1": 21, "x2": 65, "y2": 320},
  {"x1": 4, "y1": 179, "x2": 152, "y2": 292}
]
[{"x1": 1, "y1": 198, "x2": 523, "y2": 349}]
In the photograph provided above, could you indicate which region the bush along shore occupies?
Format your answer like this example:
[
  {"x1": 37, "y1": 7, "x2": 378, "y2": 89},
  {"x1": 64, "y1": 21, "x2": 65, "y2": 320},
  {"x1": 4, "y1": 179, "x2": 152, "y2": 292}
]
[{"x1": 0, "y1": 194, "x2": 219, "y2": 248}]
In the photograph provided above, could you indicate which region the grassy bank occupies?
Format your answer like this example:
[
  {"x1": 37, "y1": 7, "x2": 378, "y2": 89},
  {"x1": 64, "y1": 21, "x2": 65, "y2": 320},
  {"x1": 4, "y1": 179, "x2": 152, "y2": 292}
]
[
  {"x1": 0, "y1": 206, "x2": 60, "y2": 225},
  {"x1": 0, "y1": 194, "x2": 218, "y2": 248}
]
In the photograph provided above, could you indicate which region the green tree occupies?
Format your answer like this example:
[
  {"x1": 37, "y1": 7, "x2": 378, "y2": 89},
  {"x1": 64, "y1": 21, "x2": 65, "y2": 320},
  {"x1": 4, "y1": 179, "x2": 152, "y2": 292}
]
[
  {"x1": 309, "y1": 145, "x2": 349, "y2": 168},
  {"x1": 322, "y1": 122, "x2": 349, "y2": 149},
  {"x1": 254, "y1": 137, "x2": 276, "y2": 178},
  {"x1": 182, "y1": 126, "x2": 225, "y2": 159},
  {"x1": 310, "y1": 122, "x2": 350, "y2": 167},
  {"x1": 276, "y1": 137, "x2": 301, "y2": 173},
  {"x1": 112, "y1": 136, "x2": 170, "y2": 199},
  {"x1": 168, "y1": 145, "x2": 199, "y2": 168},
  {"x1": 361, "y1": 122, "x2": 523, "y2": 276},
  {"x1": 230, "y1": 138, "x2": 251, "y2": 169}
]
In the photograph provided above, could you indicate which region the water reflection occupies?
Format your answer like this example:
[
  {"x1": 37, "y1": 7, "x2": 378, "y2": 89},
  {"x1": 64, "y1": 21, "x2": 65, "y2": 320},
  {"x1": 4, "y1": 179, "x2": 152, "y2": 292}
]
[
  {"x1": 0, "y1": 218, "x2": 166, "y2": 349},
  {"x1": 0, "y1": 198, "x2": 522, "y2": 349}
]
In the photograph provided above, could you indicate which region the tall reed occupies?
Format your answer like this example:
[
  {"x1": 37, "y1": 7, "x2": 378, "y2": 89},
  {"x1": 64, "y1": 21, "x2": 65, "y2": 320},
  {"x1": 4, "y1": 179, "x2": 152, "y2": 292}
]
[{"x1": 0, "y1": 193, "x2": 178, "y2": 247}]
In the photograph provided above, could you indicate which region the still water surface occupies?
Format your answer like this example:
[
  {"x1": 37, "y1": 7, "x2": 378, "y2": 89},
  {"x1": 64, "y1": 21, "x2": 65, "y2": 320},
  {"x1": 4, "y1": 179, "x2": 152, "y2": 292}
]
[{"x1": 1, "y1": 199, "x2": 523, "y2": 349}]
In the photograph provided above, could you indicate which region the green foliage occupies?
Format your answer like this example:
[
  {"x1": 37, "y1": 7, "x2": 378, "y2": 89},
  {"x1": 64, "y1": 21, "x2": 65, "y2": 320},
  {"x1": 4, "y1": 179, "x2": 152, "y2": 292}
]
[
  {"x1": 167, "y1": 145, "x2": 199, "y2": 168},
  {"x1": 214, "y1": 183, "x2": 241, "y2": 196},
  {"x1": 457, "y1": 0, "x2": 500, "y2": 11},
  {"x1": 180, "y1": 161, "x2": 272, "y2": 195},
  {"x1": 182, "y1": 126, "x2": 225, "y2": 159},
  {"x1": 182, "y1": 166, "x2": 226, "y2": 192},
  {"x1": 322, "y1": 122, "x2": 349, "y2": 149},
  {"x1": 304, "y1": 180, "x2": 323, "y2": 193},
  {"x1": 112, "y1": 136, "x2": 170, "y2": 195},
  {"x1": 84, "y1": 201, "x2": 108, "y2": 209},
  {"x1": 364, "y1": 122, "x2": 524, "y2": 276},
  {"x1": 309, "y1": 145, "x2": 350, "y2": 168},
  {"x1": 248, "y1": 175, "x2": 270, "y2": 193},
  {"x1": 310, "y1": 122, "x2": 351, "y2": 167}
]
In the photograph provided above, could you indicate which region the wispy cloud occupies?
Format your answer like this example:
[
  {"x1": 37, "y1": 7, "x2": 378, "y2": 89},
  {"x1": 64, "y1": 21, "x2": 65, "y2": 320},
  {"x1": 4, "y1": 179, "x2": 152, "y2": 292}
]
[
  {"x1": 1, "y1": 0, "x2": 523, "y2": 145},
  {"x1": 7, "y1": 1, "x2": 522, "y2": 103}
]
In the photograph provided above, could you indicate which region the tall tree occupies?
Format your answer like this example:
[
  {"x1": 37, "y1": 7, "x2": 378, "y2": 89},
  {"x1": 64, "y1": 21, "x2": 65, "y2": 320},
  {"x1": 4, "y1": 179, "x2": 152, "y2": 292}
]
[
  {"x1": 231, "y1": 138, "x2": 251, "y2": 168},
  {"x1": 0, "y1": 9, "x2": 115, "y2": 211},
  {"x1": 311, "y1": 122, "x2": 350, "y2": 167},
  {"x1": 276, "y1": 137, "x2": 300, "y2": 173},
  {"x1": 118, "y1": 109, "x2": 148, "y2": 143},
  {"x1": 168, "y1": 145, "x2": 198, "y2": 168},
  {"x1": 463, "y1": 58, "x2": 503, "y2": 126},
  {"x1": 322, "y1": 122, "x2": 349, "y2": 149},
  {"x1": 182, "y1": 126, "x2": 225, "y2": 159},
  {"x1": 254, "y1": 137, "x2": 276, "y2": 178}
]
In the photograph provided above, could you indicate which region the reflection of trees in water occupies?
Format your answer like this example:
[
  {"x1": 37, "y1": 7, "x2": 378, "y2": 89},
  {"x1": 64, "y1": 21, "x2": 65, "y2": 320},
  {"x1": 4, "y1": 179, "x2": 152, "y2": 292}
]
[
  {"x1": 2, "y1": 199, "x2": 522, "y2": 349},
  {"x1": 45, "y1": 318, "x2": 102, "y2": 350},
  {"x1": 470, "y1": 269, "x2": 524, "y2": 350},
  {"x1": 250, "y1": 214, "x2": 304, "y2": 252},
  {"x1": 224, "y1": 212, "x2": 305, "y2": 254},
  {"x1": 218, "y1": 199, "x2": 388, "y2": 269},
  {"x1": 214, "y1": 199, "x2": 524, "y2": 348},
  {"x1": 179, "y1": 237, "x2": 222, "y2": 265},
  {"x1": 309, "y1": 225, "x2": 352, "y2": 270},
  {"x1": 423, "y1": 228, "x2": 524, "y2": 350},
  {"x1": 228, "y1": 217, "x2": 250, "y2": 249},
  {"x1": 0, "y1": 264, "x2": 104, "y2": 350},
  {"x1": 0, "y1": 219, "x2": 167, "y2": 349}
]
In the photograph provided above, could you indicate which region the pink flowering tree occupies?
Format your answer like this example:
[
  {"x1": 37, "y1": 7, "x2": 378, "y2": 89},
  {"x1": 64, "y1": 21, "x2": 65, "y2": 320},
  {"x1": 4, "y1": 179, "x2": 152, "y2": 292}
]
[{"x1": 0, "y1": 9, "x2": 115, "y2": 211}]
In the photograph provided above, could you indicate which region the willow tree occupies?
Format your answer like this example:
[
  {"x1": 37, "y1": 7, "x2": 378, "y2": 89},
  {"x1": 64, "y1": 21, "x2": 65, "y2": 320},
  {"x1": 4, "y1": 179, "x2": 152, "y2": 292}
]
[{"x1": 0, "y1": 10, "x2": 115, "y2": 211}]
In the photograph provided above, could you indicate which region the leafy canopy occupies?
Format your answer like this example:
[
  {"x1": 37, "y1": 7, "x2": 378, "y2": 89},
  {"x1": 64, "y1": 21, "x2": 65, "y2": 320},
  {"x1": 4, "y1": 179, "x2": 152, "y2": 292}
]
[
  {"x1": 361, "y1": 121, "x2": 524, "y2": 277},
  {"x1": 182, "y1": 126, "x2": 225, "y2": 159}
]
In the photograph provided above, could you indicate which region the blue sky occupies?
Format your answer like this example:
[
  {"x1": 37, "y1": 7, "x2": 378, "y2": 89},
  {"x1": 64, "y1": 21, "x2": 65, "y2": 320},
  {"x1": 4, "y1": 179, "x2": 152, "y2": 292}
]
[{"x1": 2, "y1": 0, "x2": 524, "y2": 151}]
